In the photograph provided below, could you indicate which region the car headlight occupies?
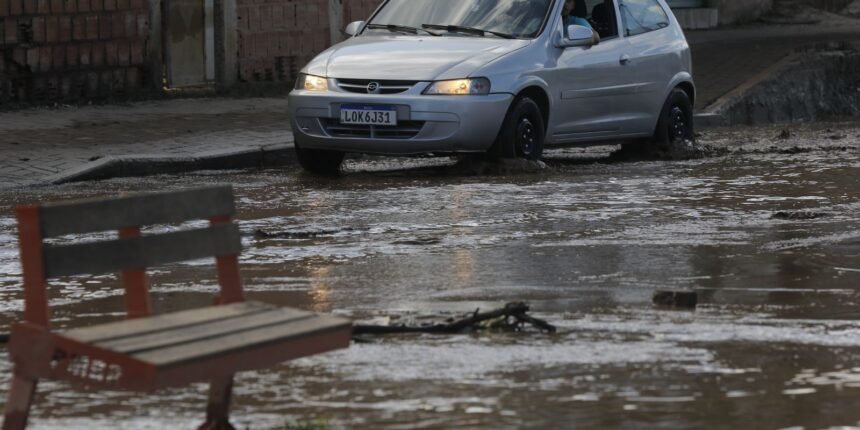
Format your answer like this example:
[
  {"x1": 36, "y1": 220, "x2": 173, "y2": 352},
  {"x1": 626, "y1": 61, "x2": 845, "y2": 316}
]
[
  {"x1": 295, "y1": 73, "x2": 328, "y2": 91},
  {"x1": 423, "y1": 78, "x2": 491, "y2": 95}
]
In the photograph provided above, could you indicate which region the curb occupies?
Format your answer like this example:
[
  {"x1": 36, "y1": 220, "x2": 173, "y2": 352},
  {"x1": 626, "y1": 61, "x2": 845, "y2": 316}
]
[
  {"x1": 42, "y1": 143, "x2": 297, "y2": 185},
  {"x1": 692, "y1": 52, "x2": 804, "y2": 130},
  {"x1": 699, "y1": 52, "x2": 802, "y2": 120},
  {"x1": 694, "y1": 112, "x2": 725, "y2": 129}
]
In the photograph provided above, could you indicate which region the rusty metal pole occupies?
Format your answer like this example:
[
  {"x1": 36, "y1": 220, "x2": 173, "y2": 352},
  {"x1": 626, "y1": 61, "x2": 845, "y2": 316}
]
[
  {"x1": 2, "y1": 376, "x2": 38, "y2": 430},
  {"x1": 198, "y1": 375, "x2": 236, "y2": 430}
]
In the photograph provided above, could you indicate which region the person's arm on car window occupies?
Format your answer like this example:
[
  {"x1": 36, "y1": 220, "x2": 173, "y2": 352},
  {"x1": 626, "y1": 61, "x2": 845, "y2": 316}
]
[{"x1": 570, "y1": 16, "x2": 591, "y2": 28}]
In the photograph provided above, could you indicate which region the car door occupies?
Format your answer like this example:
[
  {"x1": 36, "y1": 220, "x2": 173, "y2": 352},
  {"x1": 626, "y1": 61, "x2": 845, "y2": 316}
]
[
  {"x1": 616, "y1": 0, "x2": 678, "y2": 134},
  {"x1": 545, "y1": 0, "x2": 643, "y2": 144}
]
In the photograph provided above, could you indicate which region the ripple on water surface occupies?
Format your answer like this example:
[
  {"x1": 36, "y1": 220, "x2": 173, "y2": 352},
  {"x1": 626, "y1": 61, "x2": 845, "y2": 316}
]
[{"x1": 0, "y1": 147, "x2": 857, "y2": 429}]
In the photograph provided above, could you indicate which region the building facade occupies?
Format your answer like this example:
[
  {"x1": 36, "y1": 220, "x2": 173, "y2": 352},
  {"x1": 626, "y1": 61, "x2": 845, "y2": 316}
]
[{"x1": 0, "y1": 0, "x2": 773, "y2": 104}]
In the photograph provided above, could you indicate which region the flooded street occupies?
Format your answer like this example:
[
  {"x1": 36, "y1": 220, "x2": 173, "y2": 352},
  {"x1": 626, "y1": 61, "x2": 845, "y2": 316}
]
[{"x1": 0, "y1": 123, "x2": 859, "y2": 429}]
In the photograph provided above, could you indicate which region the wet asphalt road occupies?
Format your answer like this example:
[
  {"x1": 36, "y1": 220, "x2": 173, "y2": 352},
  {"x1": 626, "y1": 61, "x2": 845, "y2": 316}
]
[{"x1": 0, "y1": 123, "x2": 858, "y2": 429}]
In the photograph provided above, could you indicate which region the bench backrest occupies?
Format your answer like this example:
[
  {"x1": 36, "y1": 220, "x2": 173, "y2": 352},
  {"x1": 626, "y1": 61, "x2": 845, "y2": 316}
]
[{"x1": 16, "y1": 185, "x2": 244, "y2": 329}]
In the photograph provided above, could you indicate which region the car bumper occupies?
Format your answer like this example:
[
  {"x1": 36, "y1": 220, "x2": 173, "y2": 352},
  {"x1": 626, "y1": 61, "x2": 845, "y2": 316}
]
[{"x1": 288, "y1": 90, "x2": 513, "y2": 155}]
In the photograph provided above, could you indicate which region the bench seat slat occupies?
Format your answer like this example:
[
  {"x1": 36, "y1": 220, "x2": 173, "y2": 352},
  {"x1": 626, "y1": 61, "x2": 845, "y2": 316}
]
[
  {"x1": 134, "y1": 314, "x2": 351, "y2": 367},
  {"x1": 39, "y1": 186, "x2": 235, "y2": 237},
  {"x1": 98, "y1": 308, "x2": 315, "y2": 354},
  {"x1": 43, "y1": 223, "x2": 241, "y2": 278},
  {"x1": 62, "y1": 302, "x2": 270, "y2": 343}
]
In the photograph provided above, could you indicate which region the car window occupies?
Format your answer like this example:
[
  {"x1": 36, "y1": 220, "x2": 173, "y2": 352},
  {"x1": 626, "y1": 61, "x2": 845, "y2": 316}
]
[
  {"x1": 584, "y1": 0, "x2": 619, "y2": 39},
  {"x1": 369, "y1": 0, "x2": 552, "y2": 39},
  {"x1": 619, "y1": 0, "x2": 669, "y2": 37}
]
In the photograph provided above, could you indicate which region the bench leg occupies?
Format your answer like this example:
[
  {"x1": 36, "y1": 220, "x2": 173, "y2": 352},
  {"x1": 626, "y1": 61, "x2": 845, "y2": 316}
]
[
  {"x1": 198, "y1": 374, "x2": 236, "y2": 430},
  {"x1": 2, "y1": 375, "x2": 37, "y2": 430}
]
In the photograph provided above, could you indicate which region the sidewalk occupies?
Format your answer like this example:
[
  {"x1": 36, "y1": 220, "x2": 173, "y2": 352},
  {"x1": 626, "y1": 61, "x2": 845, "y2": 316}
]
[
  {"x1": 0, "y1": 98, "x2": 295, "y2": 188},
  {"x1": 1, "y1": 13, "x2": 859, "y2": 188},
  {"x1": 688, "y1": 14, "x2": 860, "y2": 109}
]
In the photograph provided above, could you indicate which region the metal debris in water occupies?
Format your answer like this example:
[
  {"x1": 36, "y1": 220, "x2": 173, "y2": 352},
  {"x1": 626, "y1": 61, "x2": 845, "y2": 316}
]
[{"x1": 353, "y1": 302, "x2": 557, "y2": 335}]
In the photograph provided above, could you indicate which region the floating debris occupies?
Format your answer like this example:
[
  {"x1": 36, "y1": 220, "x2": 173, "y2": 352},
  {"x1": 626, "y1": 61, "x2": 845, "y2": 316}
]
[
  {"x1": 608, "y1": 140, "x2": 727, "y2": 161},
  {"x1": 451, "y1": 157, "x2": 547, "y2": 175},
  {"x1": 353, "y1": 302, "x2": 556, "y2": 335},
  {"x1": 391, "y1": 237, "x2": 443, "y2": 246},
  {"x1": 254, "y1": 228, "x2": 353, "y2": 239},
  {"x1": 652, "y1": 290, "x2": 698, "y2": 309},
  {"x1": 771, "y1": 210, "x2": 829, "y2": 220}
]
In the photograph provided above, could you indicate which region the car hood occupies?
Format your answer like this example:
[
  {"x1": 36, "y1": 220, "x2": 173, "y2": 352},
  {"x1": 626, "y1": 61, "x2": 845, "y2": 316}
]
[{"x1": 305, "y1": 36, "x2": 531, "y2": 81}]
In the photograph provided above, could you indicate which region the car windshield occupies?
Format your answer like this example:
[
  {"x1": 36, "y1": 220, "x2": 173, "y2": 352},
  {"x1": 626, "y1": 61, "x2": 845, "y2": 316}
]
[{"x1": 368, "y1": 0, "x2": 553, "y2": 39}]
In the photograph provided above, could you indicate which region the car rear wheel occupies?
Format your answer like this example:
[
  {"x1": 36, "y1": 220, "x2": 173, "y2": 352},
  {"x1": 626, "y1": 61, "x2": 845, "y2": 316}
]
[
  {"x1": 489, "y1": 97, "x2": 545, "y2": 160},
  {"x1": 295, "y1": 141, "x2": 345, "y2": 176},
  {"x1": 653, "y1": 88, "x2": 695, "y2": 152}
]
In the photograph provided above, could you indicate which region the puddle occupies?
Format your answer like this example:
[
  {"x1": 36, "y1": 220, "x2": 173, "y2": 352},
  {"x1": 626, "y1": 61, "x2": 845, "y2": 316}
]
[{"x1": 0, "y1": 128, "x2": 857, "y2": 429}]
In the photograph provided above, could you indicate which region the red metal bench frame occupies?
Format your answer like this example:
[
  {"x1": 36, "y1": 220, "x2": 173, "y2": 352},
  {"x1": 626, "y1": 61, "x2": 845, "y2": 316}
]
[{"x1": 2, "y1": 186, "x2": 351, "y2": 430}]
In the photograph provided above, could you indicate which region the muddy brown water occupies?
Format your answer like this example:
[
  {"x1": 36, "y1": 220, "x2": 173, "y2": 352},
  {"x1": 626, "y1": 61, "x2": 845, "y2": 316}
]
[{"x1": 0, "y1": 133, "x2": 858, "y2": 429}]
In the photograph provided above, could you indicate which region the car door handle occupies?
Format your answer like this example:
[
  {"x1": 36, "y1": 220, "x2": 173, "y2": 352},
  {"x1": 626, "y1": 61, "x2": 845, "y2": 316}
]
[{"x1": 619, "y1": 55, "x2": 631, "y2": 65}]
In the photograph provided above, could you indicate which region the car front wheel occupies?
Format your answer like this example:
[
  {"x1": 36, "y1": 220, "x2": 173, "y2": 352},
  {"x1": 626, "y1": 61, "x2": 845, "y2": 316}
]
[
  {"x1": 295, "y1": 141, "x2": 345, "y2": 176},
  {"x1": 489, "y1": 96, "x2": 545, "y2": 160}
]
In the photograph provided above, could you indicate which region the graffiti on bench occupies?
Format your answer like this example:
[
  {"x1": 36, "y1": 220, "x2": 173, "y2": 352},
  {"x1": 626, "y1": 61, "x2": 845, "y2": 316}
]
[{"x1": 51, "y1": 352, "x2": 123, "y2": 385}]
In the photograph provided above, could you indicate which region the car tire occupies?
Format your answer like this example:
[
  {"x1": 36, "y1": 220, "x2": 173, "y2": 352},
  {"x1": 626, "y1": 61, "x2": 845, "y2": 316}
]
[
  {"x1": 652, "y1": 88, "x2": 695, "y2": 153},
  {"x1": 295, "y1": 141, "x2": 345, "y2": 176},
  {"x1": 490, "y1": 96, "x2": 545, "y2": 160}
]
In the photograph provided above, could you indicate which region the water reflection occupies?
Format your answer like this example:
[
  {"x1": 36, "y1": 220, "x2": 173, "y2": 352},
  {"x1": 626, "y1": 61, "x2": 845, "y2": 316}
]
[{"x1": 309, "y1": 264, "x2": 333, "y2": 313}]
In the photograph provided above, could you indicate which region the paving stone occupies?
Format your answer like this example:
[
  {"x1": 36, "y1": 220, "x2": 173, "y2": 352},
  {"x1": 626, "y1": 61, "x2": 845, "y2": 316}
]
[{"x1": 0, "y1": 97, "x2": 294, "y2": 187}]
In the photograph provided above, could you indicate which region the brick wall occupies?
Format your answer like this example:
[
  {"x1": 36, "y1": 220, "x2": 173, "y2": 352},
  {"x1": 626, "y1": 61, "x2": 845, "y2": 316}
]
[
  {"x1": 0, "y1": 0, "x2": 149, "y2": 103},
  {"x1": 236, "y1": 0, "x2": 331, "y2": 84},
  {"x1": 343, "y1": 0, "x2": 379, "y2": 24},
  {"x1": 0, "y1": 0, "x2": 383, "y2": 102},
  {"x1": 236, "y1": 0, "x2": 385, "y2": 85}
]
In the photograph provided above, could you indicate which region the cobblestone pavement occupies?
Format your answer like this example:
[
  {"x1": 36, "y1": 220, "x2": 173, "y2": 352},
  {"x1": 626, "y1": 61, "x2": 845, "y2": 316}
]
[
  {"x1": 0, "y1": 98, "x2": 294, "y2": 188},
  {"x1": 1, "y1": 15, "x2": 859, "y2": 188}
]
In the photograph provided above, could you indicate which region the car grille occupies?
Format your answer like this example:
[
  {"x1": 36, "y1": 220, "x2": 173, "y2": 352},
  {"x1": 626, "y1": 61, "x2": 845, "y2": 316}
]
[
  {"x1": 335, "y1": 79, "x2": 419, "y2": 94},
  {"x1": 320, "y1": 119, "x2": 425, "y2": 139}
]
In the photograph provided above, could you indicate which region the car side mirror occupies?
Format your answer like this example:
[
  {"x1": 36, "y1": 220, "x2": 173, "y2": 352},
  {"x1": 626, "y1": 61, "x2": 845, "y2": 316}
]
[
  {"x1": 555, "y1": 25, "x2": 595, "y2": 48},
  {"x1": 344, "y1": 21, "x2": 366, "y2": 37}
]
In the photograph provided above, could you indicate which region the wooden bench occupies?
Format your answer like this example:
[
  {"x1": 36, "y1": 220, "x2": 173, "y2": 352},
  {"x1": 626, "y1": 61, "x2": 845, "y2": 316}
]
[{"x1": 2, "y1": 185, "x2": 352, "y2": 430}]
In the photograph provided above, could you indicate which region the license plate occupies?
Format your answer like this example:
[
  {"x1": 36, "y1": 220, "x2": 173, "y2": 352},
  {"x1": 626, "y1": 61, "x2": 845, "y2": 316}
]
[{"x1": 340, "y1": 104, "x2": 397, "y2": 126}]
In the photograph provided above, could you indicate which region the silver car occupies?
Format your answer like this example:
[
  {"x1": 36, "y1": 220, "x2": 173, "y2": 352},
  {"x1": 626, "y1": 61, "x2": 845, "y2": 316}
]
[{"x1": 288, "y1": 0, "x2": 695, "y2": 174}]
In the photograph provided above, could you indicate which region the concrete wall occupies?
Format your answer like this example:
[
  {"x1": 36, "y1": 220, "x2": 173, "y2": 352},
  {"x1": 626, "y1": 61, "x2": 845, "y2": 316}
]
[
  {"x1": 708, "y1": 0, "x2": 773, "y2": 25},
  {"x1": 804, "y1": 0, "x2": 853, "y2": 12},
  {"x1": 708, "y1": 0, "x2": 852, "y2": 26},
  {"x1": 0, "y1": 0, "x2": 150, "y2": 103}
]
